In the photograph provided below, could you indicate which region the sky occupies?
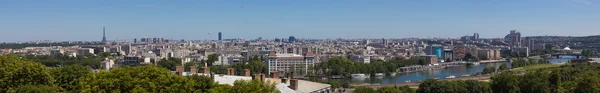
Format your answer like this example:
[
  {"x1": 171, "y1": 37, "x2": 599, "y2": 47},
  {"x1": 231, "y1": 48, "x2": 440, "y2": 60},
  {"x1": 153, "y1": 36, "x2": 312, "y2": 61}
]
[{"x1": 1, "y1": 0, "x2": 600, "y2": 42}]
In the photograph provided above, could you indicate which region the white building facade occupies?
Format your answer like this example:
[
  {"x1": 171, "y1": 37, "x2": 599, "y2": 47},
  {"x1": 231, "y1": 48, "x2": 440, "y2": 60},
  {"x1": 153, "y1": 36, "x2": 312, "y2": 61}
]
[{"x1": 266, "y1": 52, "x2": 315, "y2": 77}]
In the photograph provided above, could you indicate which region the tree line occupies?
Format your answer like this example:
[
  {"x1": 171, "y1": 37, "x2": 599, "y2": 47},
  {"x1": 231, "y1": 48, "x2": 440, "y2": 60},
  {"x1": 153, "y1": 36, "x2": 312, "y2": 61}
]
[
  {"x1": 22, "y1": 54, "x2": 104, "y2": 69},
  {"x1": 319, "y1": 57, "x2": 422, "y2": 77},
  {"x1": 0, "y1": 55, "x2": 279, "y2": 93},
  {"x1": 511, "y1": 58, "x2": 549, "y2": 68}
]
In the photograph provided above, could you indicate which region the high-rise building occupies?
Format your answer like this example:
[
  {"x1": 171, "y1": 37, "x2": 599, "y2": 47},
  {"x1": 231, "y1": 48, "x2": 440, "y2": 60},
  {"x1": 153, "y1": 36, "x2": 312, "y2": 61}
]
[
  {"x1": 508, "y1": 30, "x2": 522, "y2": 47},
  {"x1": 133, "y1": 38, "x2": 137, "y2": 43},
  {"x1": 425, "y1": 44, "x2": 444, "y2": 59},
  {"x1": 526, "y1": 38, "x2": 535, "y2": 51},
  {"x1": 102, "y1": 27, "x2": 107, "y2": 43},
  {"x1": 218, "y1": 32, "x2": 222, "y2": 41},
  {"x1": 473, "y1": 33, "x2": 479, "y2": 40}
]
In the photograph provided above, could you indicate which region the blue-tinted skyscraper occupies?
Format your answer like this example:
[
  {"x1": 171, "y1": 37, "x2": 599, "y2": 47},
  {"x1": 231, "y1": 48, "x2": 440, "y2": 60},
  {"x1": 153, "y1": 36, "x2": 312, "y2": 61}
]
[{"x1": 218, "y1": 32, "x2": 222, "y2": 41}]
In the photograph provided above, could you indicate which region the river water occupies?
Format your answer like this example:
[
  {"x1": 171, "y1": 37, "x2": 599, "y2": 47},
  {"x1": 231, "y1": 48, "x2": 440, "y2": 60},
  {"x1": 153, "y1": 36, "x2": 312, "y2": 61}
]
[{"x1": 341, "y1": 56, "x2": 574, "y2": 84}]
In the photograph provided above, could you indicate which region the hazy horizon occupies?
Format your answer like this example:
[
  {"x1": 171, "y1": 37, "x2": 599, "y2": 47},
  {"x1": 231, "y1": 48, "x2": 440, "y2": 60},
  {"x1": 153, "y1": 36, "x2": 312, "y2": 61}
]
[{"x1": 2, "y1": 0, "x2": 600, "y2": 42}]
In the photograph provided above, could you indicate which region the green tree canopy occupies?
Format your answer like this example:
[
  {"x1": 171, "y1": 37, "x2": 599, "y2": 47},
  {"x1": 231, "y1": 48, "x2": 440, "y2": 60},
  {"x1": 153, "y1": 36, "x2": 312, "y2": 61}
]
[
  {"x1": 157, "y1": 58, "x2": 182, "y2": 70},
  {"x1": 51, "y1": 65, "x2": 93, "y2": 92},
  {"x1": 12, "y1": 85, "x2": 59, "y2": 93},
  {"x1": 482, "y1": 66, "x2": 496, "y2": 74},
  {"x1": 206, "y1": 54, "x2": 219, "y2": 66},
  {"x1": 353, "y1": 86, "x2": 376, "y2": 93},
  {"x1": 0, "y1": 55, "x2": 56, "y2": 92},
  {"x1": 80, "y1": 66, "x2": 195, "y2": 93},
  {"x1": 491, "y1": 73, "x2": 520, "y2": 93}
]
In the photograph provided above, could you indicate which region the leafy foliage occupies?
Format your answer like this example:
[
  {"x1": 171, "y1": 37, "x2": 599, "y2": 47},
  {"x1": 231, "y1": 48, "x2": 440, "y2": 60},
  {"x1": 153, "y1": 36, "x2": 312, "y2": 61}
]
[
  {"x1": 482, "y1": 66, "x2": 496, "y2": 74},
  {"x1": 13, "y1": 85, "x2": 59, "y2": 93},
  {"x1": 80, "y1": 66, "x2": 196, "y2": 93},
  {"x1": 51, "y1": 65, "x2": 93, "y2": 92},
  {"x1": 0, "y1": 55, "x2": 56, "y2": 91},
  {"x1": 206, "y1": 54, "x2": 219, "y2": 66},
  {"x1": 353, "y1": 86, "x2": 377, "y2": 93},
  {"x1": 23, "y1": 54, "x2": 103, "y2": 69},
  {"x1": 491, "y1": 73, "x2": 521, "y2": 93},
  {"x1": 320, "y1": 57, "x2": 418, "y2": 77},
  {"x1": 157, "y1": 58, "x2": 182, "y2": 70},
  {"x1": 511, "y1": 58, "x2": 548, "y2": 68}
]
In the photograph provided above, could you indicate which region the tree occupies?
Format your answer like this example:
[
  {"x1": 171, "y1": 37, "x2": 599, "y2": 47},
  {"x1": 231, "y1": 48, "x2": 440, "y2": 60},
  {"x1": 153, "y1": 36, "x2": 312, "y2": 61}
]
[
  {"x1": 80, "y1": 66, "x2": 196, "y2": 93},
  {"x1": 519, "y1": 72, "x2": 550, "y2": 93},
  {"x1": 465, "y1": 80, "x2": 492, "y2": 93},
  {"x1": 574, "y1": 76, "x2": 600, "y2": 93},
  {"x1": 325, "y1": 80, "x2": 340, "y2": 89},
  {"x1": 187, "y1": 75, "x2": 218, "y2": 93},
  {"x1": 98, "y1": 52, "x2": 111, "y2": 58},
  {"x1": 247, "y1": 61, "x2": 266, "y2": 74},
  {"x1": 210, "y1": 65, "x2": 229, "y2": 74},
  {"x1": 51, "y1": 65, "x2": 92, "y2": 92},
  {"x1": 549, "y1": 71, "x2": 561, "y2": 93},
  {"x1": 377, "y1": 86, "x2": 402, "y2": 93},
  {"x1": 417, "y1": 79, "x2": 441, "y2": 93},
  {"x1": 499, "y1": 64, "x2": 509, "y2": 71},
  {"x1": 208, "y1": 84, "x2": 232, "y2": 93},
  {"x1": 482, "y1": 67, "x2": 496, "y2": 74},
  {"x1": 491, "y1": 73, "x2": 520, "y2": 93},
  {"x1": 353, "y1": 86, "x2": 376, "y2": 93},
  {"x1": 12, "y1": 85, "x2": 58, "y2": 93},
  {"x1": 0, "y1": 55, "x2": 56, "y2": 92},
  {"x1": 206, "y1": 54, "x2": 219, "y2": 66},
  {"x1": 230, "y1": 80, "x2": 279, "y2": 93},
  {"x1": 157, "y1": 58, "x2": 182, "y2": 70},
  {"x1": 341, "y1": 81, "x2": 351, "y2": 88},
  {"x1": 464, "y1": 53, "x2": 478, "y2": 61}
]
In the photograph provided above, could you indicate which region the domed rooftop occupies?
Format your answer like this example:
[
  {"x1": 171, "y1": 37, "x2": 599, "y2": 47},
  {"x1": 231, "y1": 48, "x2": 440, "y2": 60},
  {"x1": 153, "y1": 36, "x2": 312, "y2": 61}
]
[{"x1": 564, "y1": 47, "x2": 571, "y2": 50}]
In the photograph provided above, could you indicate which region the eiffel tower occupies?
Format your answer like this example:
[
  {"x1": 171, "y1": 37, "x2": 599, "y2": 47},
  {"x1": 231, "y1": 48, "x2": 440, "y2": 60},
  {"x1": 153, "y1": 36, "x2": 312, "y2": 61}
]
[{"x1": 102, "y1": 27, "x2": 107, "y2": 43}]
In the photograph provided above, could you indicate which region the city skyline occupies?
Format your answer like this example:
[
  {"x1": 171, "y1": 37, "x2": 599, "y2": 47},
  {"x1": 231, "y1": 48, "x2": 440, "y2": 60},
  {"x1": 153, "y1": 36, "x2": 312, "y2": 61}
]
[{"x1": 2, "y1": 0, "x2": 600, "y2": 42}]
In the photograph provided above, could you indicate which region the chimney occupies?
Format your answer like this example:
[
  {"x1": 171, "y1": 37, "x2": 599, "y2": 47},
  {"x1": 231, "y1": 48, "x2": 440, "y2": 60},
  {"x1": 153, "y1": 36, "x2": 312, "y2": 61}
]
[
  {"x1": 253, "y1": 74, "x2": 265, "y2": 82},
  {"x1": 253, "y1": 74, "x2": 260, "y2": 81},
  {"x1": 201, "y1": 66, "x2": 210, "y2": 74},
  {"x1": 244, "y1": 69, "x2": 251, "y2": 76},
  {"x1": 289, "y1": 79, "x2": 299, "y2": 90},
  {"x1": 175, "y1": 66, "x2": 184, "y2": 76},
  {"x1": 271, "y1": 70, "x2": 279, "y2": 79},
  {"x1": 189, "y1": 66, "x2": 197, "y2": 74},
  {"x1": 227, "y1": 68, "x2": 235, "y2": 75}
]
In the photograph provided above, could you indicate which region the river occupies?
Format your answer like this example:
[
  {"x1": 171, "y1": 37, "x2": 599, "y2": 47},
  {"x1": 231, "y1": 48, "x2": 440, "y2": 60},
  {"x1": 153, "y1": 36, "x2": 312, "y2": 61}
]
[{"x1": 339, "y1": 56, "x2": 574, "y2": 84}]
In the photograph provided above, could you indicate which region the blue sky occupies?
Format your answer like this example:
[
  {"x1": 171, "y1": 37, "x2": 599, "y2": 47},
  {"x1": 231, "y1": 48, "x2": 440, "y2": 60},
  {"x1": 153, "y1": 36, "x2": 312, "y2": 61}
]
[{"x1": 1, "y1": 0, "x2": 599, "y2": 42}]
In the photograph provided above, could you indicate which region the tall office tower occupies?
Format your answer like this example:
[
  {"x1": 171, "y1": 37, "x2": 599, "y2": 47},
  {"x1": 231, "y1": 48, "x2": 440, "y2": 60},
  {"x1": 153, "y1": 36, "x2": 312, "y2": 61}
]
[
  {"x1": 473, "y1": 33, "x2": 479, "y2": 40},
  {"x1": 102, "y1": 27, "x2": 107, "y2": 43},
  {"x1": 218, "y1": 32, "x2": 222, "y2": 41},
  {"x1": 134, "y1": 38, "x2": 137, "y2": 43},
  {"x1": 526, "y1": 38, "x2": 535, "y2": 51},
  {"x1": 509, "y1": 30, "x2": 522, "y2": 47}
]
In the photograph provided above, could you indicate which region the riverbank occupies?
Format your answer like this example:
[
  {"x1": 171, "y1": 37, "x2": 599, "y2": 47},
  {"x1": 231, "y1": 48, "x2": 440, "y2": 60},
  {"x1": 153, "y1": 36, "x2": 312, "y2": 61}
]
[
  {"x1": 479, "y1": 60, "x2": 507, "y2": 63},
  {"x1": 353, "y1": 75, "x2": 492, "y2": 89}
]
